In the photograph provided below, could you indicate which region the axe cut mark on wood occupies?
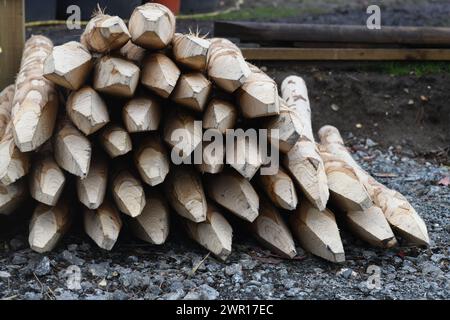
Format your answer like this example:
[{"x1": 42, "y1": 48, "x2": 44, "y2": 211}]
[
  {"x1": 119, "y1": 41, "x2": 146, "y2": 65},
  {"x1": 129, "y1": 191, "x2": 170, "y2": 245},
  {"x1": 84, "y1": 200, "x2": 122, "y2": 251},
  {"x1": 164, "y1": 165, "x2": 207, "y2": 223},
  {"x1": 172, "y1": 33, "x2": 210, "y2": 71},
  {"x1": 54, "y1": 119, "x2": 92, "y2": 178},
  {"x1": 94, "y1": 56, "x2": 140, "y2": 98},
  {"x1": 111, "y1": 168, "x2": 146, "y2": 218},
  {"x1": 228, "y1": 133, "x2": 263, "y2": 180},
  {"x1": 205, "y1": 169, "x2": 259, "y2": 222},
  {"x1": 250, "y1": 198, "x2": 297, "y2": 259},
  {"x1": 0, "y1": 85, "x2": 16, "y2": 138},
  {"x1": 202, "y1": 98, "x2": 238, "y2": 134},
  {"x1": 183, "y1": 202, "x2": 233, "y2": 261},
  {"x1": 66, "y1": 86, "x2": 110, "y2": 136},
  {"x1": 76, "y1": 153, "x2": 108, "y2": 210},
  {"x1": 0, "y1": 125, "x2": 30, "y2": 186},
  {"x1": 123, "y1": 96, "x2": 161, "y2": 133},
  {"x1": 290, "y1": 200, "x2": 345, "y2": 263},
  {"x1": 141, "y1": 53, "x2": 180, "y2": 98},
  {"x1": 134, "y1": 133, "x2": 170, "y2": 186},
  {"x1": 258, "y1": 167, "x2": 298, "y2": 210},
  {"x1": 29, "y1": 200, "x2": 70, "y2": 253},
  {"x1": 43, "y1": 41, "x2": 93, "y2": 90},
  {"x1": 129, "y1": 3, "x2": 176, "y2": 50},
  {"x1": 195, "y1": 140, "x2": 224, "y2": 174},
  {"x1": 171, "y1": 73, "x2": 212, "y2": 112},
  {"x1": 281, "y1": 75, "x2": 329, "y2": 211},
  {"x1": 12, "y1": 36, "x2": 58, "y2": 152},
  {"x1": 100, "y1": 124, "x2": 132, "y2": 158}
]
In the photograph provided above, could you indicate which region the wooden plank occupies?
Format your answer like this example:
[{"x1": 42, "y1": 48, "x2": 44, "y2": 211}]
[
  {"x1": 215, "y1": 21, "x2": 450, "y2": 47},
  {"x1": 0, "y1": 0, "x2": 25, "y2": 90},
  {"x1": 241, "y1": 47, "x2": 450, "y2": 61}
]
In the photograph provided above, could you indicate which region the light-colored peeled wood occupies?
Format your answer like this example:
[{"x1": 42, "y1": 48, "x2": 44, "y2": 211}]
[
  {"x1": 207, "y1": 38, "x2": 251, "y2": 93},
  {"x1": 129, "y1": 191, "x2": 170, "y2": 245},
  {"x1": 0, "y1": 179, "x2": 27, "y2": 215},
  {"x1": 100, "y1": 124, "x2": 132, "y2": 158},
  {"x1": 134, "y1": 133, "x2": 170, "y2": 186},
  {"x1": 12, "y1": 35, "x2": 58, "y2": 152},
  {"x1": 172, "y1": 33, "x2": 210, "y2": 71},
  {"x1": 171, "y1": 73, "x2": 212, "y2": 112},
  {"x1": 319, "y1": 150, "x2": 372, "y2": 212},
  {"x1": 258, "y1": 167, "x2": 298, "y2": 210},
  {"x1": 76, "y1": 153, "x2": 108, "y2": 210},
  {"x1": 238, "y1": 63, "x2": 280, "y2": 118},
  {"x1": 80, "y1": 14, "x2": 130, "y2": 53},
  {"x1": 141, "y1": 53, "x2": 180, "y2": 98},
  {"x1": 202, "y1": 98, "x2": 238, "y2": 134},
  {"x1": 195, "y1": 140, "x2": 224, "y2": 174},
  {"x1": 281, "y1": 75, "x2": 329, "y2": 211},
  {"x1": 43, "y1": 41, "x2": 93, "y2": 90},
  {"x1": 290, "y1": 200, "x2": 345, "y2": 263},
  {"x1": 66, "y1": 86, "x2": 109, "y2": 136},
  {"x1": 111, "y1": 168, "x2": 146, "y2": 218},
  {"x1": 346, "y1": 206, "x2": 398, "y2": 248},
  {"x1": 0, "y1": 85, "x2": 15, "y2": 138},
  {"x1": 229, "y1": 133, "x2": 262, "y2": 180},
  {"x1": 119, "y1": 40, "x2": 146, "y2": 65},
  {"x1": 183, "y1": 202, "x2": 232, "y2": 261},
  {"x1": 54, "y1": 119, "x2": 91, "y2": 178},
  {"x1": 29, "y1": 199, "x2": 70, "y2": 253},
  {"x1": 250, "y1": 198, "x2": 297, "y2": 259},
  {"x1": 84, "y1": 200, "x2": 122, "y2": 251},
  {"x1": 318, "y1": 125, "x2": 429, "y2": 246},
  {"x1": 29, "y1": 151, "x2": 65, "y2": 206},
  {"x1": 129, "y1": 3, "x2": 176, "y2": 49},
  {"x1": 123, "y1": 96, "x2": 161, "y2": 133},
  {"x1": 205, "y1": 169, "x2": 259, "y2": 222},
  {"x1": 163, "y1": 108, "x2": 202, "y2": 161},
  {"x1": 164, "y1": 165, "x2": 207, "y2": 223},
  {"x1": 265, "y1": 98, "x2": 303, "y2": 153},
  {"x1": 93, "y1": 56, "x2": 140, "y2": 97}
]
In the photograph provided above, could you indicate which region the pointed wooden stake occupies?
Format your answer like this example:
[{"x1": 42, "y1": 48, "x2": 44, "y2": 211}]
[
  {"x1": 141, "y1": 53, "x2": 180, "y2": 98},
  {"x1": 0, "y1": 85, "x2": 15, "y2": 138},
  {"x1": 172, "y1": 33, "x2": 210, "y2": 71},
  {"x1": 318, "y1": 125, "x2": 430, "y2": 246},
  {"x1": 43, "y1": 41, "x2": 93, "y2": 90},
  {"x1": 290, "y1": 200, "x2": 345, "y2": 263},
  {"x1": 202, "y1": 98, "x2": 238, "y2": 134},
  {"x1": 100, "y1": 124, "x2": 132, "y2": 158},
  {"x1": 54, "y1": 119, "x2": 91, "y2": 178},
  {"x1": 12, "y1": 36, "x2": 58, "y2": 152},
  {"x1": 119, "y1": 40, "x2": 146, "y2": 65},
  {"x1": 205, "y1": 169, "x2": 259, "y2": 222},
  {"x1": 129, "y1": 190, "x2": 170, "y2": 245},
  {"x1": 229, "y1": 133, "x2": 262, "y2": 180},
  {"x1": 129, "y1": 3, "x2": 176, "y2": 49},
  {"x1": 250, "y1": 198, "x2": 297, "y2": 259},
  {"x1": 111, "y1": 168, "x2": 146, "y2": 217},
  {"x1": 94, "y1": 56, "x2": 140, "y2": 97},
  {"x1": 195, "y1": 140, "x2": 224, "y2": 174},
  {"x1": 80, "y1": 14, "x2": 130, "y2": 53},
  {"x1": 207, "y1": 38, "x2": 251, "y2": 92},
  {"x1": 346, "y1": 206, "x2": 398, "y2": 248},
  {"x1": 66, "y1": 86, "x2": 109, "y2": 135},
  {"x1": 264, "y1": 98, "x2": 303, "y2": 153},
  {"x1": 29, "y1": 200, "x2": 71, "y2": 253},
  {"x1": 134, "y1": 133, "x2": 170, "y2": 186},
  {"x1": 183, "y1": 202, "x2": 233, "y2": 261},
  {"x1": 172, "y1": 73, "x2": 212, "y2": 112},
  {"x1": 84, "y1": 200, "x2": 122, "y2": 251},
  {"x1": 281, "y1": 75, "x2": 329, "y2": 211},
  {"x1": 164, "y1": 165, "x2": 207, "y2": 223},
  {"x1": 0, "y1": 179, "x2": 27, "y2": 215},
  {"x1": 238, "y1": 64, "x2": 280, "y2": 118},
  {"x1": 163, "y1": 108, "x2": 202, "y2": 161},
  {"x1": 123, "y1": 96, "x2": 161, "y2": 133},
  {"x1": 30, "y1": 151, "x2": 66, "y2": 206},
  {"x1": 258, "y1": 167, "x2": 298, "y2": 210},
  {"x1": 319, "y1": 150, "x2": 372, "y2": 212},
  {"x1": 77, "y1": 153, "x2": 108, "y2": 210}
]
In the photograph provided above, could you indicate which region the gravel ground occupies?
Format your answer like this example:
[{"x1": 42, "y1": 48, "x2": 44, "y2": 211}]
[{"x1": 0, "y1": 140, "x2": 448, "y2": 300}]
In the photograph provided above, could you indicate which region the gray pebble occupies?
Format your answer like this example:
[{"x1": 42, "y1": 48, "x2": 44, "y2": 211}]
[{"x1": 35, "y1": 256, "x2": 51, "y2": 276}]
